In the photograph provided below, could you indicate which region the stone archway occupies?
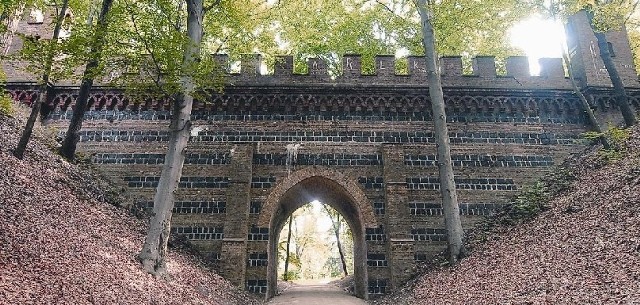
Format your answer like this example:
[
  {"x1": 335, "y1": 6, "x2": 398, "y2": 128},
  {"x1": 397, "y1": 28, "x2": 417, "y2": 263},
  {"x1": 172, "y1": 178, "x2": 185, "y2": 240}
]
[{"x1": 260, "y1": 167, "x2": 378, "y2": 300}]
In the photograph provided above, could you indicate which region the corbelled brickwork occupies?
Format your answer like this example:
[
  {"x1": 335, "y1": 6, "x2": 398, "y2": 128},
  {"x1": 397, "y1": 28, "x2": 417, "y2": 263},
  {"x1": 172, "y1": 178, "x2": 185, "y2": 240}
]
[{"x1": 4, "y1": 9, "x2": 640, "y2": 301}]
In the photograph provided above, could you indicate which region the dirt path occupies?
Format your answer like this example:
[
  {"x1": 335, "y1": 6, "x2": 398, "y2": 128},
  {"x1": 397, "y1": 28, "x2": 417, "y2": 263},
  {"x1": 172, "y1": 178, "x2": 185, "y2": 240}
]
[{"x1": 267, "y1": 284, "x2": 367, "y2": 305}]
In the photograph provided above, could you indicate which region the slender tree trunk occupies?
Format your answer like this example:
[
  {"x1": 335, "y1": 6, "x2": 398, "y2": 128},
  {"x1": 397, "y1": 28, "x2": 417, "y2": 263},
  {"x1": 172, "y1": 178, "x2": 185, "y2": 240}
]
[
  {"x1": 323, "y1": 205, "x2": 348, "y2": 276},
  {"x1": 547, "y1": 3, "x2": 608, "y2": 148},
  {"x1": 0, "y1": 3, "x2": 25, "y2": 56},
  {"x1": 60, "y1": 0, "x2": 115, "y2": 160},
  {"x1": 86, "y1": 0, "x2": 100, "y2": 25},
  {"x1": 586, "y1": 11, "x2": 637, "y2": 127},
  {"x1": 283, "y1": 215, "x2": 293, "y2": 281},
  {"x1": 416, "y1": 0, "x2": 465, "y2": 264},
  {"x1": 560, "y1": 50, "x2": 610, "y2": 149},
  {"x1": 334, "y1": 214, "x2": 348, "y2": 277},
  {"x1": 13, "y1": 0, "x2": 69, "y2": 159},
  {"x1": 138, "y1": 0, "x2": 204, "y2": 276}
]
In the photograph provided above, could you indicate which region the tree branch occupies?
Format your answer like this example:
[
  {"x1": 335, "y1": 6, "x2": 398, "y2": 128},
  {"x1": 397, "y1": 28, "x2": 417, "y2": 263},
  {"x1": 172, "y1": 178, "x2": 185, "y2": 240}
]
[
  {"x1": 203, "y1": 0, "x2": 222, "y2": 13},
  {"x1": 123, "y1": 0, "x2": 170, "y2": 96}
]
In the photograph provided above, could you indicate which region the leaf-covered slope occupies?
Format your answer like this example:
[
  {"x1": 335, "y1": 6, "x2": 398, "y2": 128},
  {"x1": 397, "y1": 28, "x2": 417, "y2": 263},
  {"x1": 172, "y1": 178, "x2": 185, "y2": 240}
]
[
  {"x1": 0, "y1": 112, "x2": 260, "y2": 305},
  {"x1": 375, "y1": 128, "x2": 640, "y2": 304}
]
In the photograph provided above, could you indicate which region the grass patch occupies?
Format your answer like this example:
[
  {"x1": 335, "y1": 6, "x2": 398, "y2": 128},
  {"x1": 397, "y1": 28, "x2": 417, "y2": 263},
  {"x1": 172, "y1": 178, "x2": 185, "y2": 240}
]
[{"x1": 0, "y1": 94, "x2": 13, "y2": 116}]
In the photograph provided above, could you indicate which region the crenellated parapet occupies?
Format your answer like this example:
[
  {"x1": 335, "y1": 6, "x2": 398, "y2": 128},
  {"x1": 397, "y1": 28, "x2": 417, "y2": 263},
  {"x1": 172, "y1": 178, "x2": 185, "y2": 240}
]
[{"x1": 210, "y1": 53, "x2": 574, "y2": 90}]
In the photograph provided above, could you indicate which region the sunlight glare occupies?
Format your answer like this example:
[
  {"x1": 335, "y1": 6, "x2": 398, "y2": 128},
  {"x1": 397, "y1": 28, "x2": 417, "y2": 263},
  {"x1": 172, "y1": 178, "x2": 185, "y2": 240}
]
[
  {"x1": 310, "y1": 200, "x2": 333, "y2": 232},
  {"x1": 509, "y1": 16, "x2": 566, "y2": 75}
]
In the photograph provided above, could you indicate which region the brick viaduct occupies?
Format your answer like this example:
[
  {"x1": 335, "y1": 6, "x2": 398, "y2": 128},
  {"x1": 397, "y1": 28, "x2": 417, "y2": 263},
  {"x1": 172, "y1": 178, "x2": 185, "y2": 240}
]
[{"x1": 4, "y1": 10, "x2": 640, "y2": 300}]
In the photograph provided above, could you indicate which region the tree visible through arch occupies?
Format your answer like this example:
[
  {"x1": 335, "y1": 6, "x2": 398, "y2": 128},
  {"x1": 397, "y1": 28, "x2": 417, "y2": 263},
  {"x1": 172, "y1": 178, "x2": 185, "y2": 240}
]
[
  {"x1": 277, "y1": 201, "x2": 354, "y2": 282},
  {"x1": 263, "y1": 172, "x2": 376, "y2": 299}
]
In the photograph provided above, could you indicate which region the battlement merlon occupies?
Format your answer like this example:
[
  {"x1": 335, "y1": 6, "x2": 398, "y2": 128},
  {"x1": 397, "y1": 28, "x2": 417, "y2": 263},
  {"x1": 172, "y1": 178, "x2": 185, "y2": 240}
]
[{"x1": 206, "y1": 53, "x2": 637, "y2": 90}]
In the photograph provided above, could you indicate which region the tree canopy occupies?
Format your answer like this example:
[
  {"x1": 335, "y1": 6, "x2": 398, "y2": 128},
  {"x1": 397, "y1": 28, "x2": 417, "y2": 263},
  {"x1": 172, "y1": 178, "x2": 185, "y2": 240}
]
[{"x1": 105, "y1": 0, "x2": 534, "y2": 80}]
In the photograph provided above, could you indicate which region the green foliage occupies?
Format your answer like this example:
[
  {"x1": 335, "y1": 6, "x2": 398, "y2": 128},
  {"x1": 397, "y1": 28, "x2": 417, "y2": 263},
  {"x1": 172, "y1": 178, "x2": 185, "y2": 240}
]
[
  {"x1": 104, "y1": 0, "x2": 227, "y2": 103},
  {"x1": 323, "y1": 257, "x2": 345, "y2": 278},
  {"x1": 0, "y1": 93, "x2": 12, "y2": 116},
  {"x1": 499, "y1": 168, "x2": 576, "y2": 224},
  {"x1": 0, "y1": 68, "x2": 11, "y2": 116},
  {"x1": 198, "y1": 0, "x2": 530, "y2": 75},
  {"x1": 533, "y1": 0, "x2": 637, "y2": 32},
  {"x1": 281, "y1": 270, "x2": 300, "y2": 281},
  {"x1": 583, "y1": 125, "x2": 630, "y2": 161},
  {"x1": 629, "y1": 27, "x2": 640, "y2": 76},
  {"x1": 508, "y1": 181, "x2": 548, "y2": 220}
]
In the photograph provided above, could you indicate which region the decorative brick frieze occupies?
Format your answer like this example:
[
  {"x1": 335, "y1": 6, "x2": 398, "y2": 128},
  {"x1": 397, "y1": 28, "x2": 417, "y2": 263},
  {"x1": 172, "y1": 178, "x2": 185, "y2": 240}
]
[
  {"x1": 253, "y1": 153, "x2": 383, "y2": 166},
  {"x1": 405, "y1": 154, "x2": 554, "y2": 167},
  {"x1": 248, "y1": 227, "x2": 269, "y2": 241},
  {"x1": 359, "y1": 177, "x2": 384, "y2": 189},
  {"x1": 246, "y1": 279, "x2": 267, "y2": 294},
  {"x1": 93, "y1": 152, "x2": 229, "y2": 165},
  {"x1": 49, "y1": 110, "x2": 173, "y2": 121},
  {"x1": 30, "y1": 87, "x2": 597, "y2": 122},
  {"x1": 410, "y1": 228, "x2": 446, "y2": 242},
  {"x1": 406, "y1": 177, "x2": 517, "y2": 191},
  {"x1": 137, "y1": 201, "x2": 226, "y2": 214},
  {"x1": 251, "y1": 177, "x2": 276, "y2": 188},
  {"x1": 409, "y1": 202, "x2": 499, "y2": 216},
  {"x1": 171, "y1": 226, "x2": 224, "y2": 240},
  {"x1": 368, "y1": 279, "x2": 388, "y2": 294},
  {"x1": 47, "y1": 109, "x2": 586, "y2": 124},
  {"x1": 247, "y1": 253, "x2": 268, "y2": 267},
  {"x1": 367, "y1": 253, "x2": 388, "y2": 267},
  {"x1": 366, "y1": 227, "x2": 386, "y2": 241}
]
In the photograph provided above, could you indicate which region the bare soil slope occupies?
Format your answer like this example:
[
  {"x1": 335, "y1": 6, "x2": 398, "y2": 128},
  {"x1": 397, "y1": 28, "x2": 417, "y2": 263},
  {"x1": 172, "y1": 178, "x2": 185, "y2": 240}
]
[
  {"x1": 0, "y1": 111, "x2": 261, "y2": 305},
  {"x1": 375, "y1": 128, "x2": 640, "y2": 304}
]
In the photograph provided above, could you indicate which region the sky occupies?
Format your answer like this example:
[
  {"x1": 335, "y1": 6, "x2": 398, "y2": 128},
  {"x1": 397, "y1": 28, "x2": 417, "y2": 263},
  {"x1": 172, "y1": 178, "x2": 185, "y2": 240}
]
[{"x1": 509, "y1": 15, "x2": 567, "y2": 75}]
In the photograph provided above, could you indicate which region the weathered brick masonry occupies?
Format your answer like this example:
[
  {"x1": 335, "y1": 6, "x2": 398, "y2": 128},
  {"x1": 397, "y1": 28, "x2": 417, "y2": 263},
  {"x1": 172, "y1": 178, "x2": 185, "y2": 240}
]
[{"x1": 4, "y1": 10, "x2": 640, "y2": 300}]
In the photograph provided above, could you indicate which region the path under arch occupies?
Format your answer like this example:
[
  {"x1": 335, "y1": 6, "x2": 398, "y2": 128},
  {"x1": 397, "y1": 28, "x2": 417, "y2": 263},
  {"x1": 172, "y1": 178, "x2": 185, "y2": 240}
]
[{"x1": 267, "y1": 284, "x2": 367, "y2": 305}]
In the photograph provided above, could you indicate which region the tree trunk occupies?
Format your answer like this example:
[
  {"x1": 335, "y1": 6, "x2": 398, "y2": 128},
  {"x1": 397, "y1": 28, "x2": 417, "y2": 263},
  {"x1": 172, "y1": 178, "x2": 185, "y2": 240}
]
[
  {"x1": 283, "y1": 215, "x2": 293, "y2": 281},
  {"x1": 138, "y1": 0, "x2": 204, "y2": 276},
  {"x1": 0, "y1": 3, "x2": 25, "y2": 56},
  {"x1": 334, "y1": 214, "x2": 348, "y2": 277},
  {"x1": 560, "y1": 48, "x2": 610, "y2": 149},
  {"x1": 586, "y1": 11, "x2": 637, "y2": 127},
  {"x1": 416, "y1": 0, "x2": 465, "y2": 264},
  {"x1": 60, "y1": 0, "x2": 115, "y2": 160},
  {"x1": 323, "y1": 205, "x2": 348, "y2": 276},
  {"x1": 13, "y1": 0, "x2": 69, "y2": 159}
]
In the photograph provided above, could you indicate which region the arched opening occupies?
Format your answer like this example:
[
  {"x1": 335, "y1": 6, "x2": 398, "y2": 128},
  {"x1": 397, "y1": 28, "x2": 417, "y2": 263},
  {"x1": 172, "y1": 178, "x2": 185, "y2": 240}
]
[
  {"x1": 265, "y1": 175, "x2": 370, "y2": 300},
  {"x1": 276, "y1": 201, "x2": 354, "y2": 283}
]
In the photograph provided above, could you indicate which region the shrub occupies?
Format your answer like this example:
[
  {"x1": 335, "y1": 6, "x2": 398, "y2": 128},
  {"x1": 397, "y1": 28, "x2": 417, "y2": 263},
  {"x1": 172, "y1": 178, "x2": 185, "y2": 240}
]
[
  {"x1": 496, "y1": 167, "x2": 575, "y2": 225},
  {"x1": 583, "y1": 125, "x2": 630, "y2": 162}
]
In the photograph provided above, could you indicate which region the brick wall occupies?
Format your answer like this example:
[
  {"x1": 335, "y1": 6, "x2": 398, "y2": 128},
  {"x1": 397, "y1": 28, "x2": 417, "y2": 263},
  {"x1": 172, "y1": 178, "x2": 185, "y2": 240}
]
[
  {"x1": 9, "y1": 83, "x2": 637, "y2": 298},
  {"x1": 4, "y1": 7, "x2": 640, "y2": 300}
]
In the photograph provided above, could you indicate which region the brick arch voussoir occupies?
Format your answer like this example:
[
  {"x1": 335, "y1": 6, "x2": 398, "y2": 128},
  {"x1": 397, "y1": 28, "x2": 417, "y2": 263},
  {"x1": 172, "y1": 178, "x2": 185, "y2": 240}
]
[{"x1": 257, "y1": 166, "x2": 378, "y2": 228}]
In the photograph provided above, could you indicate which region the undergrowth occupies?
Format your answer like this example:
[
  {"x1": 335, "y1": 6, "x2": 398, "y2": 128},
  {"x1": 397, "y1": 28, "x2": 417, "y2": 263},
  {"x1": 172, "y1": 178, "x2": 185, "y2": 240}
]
[
  {"x1": 497, "y1": 168, "x2": 575, "y2": 224},
  {"x1": 583, "y1": 125, "x2": 630, "y2": 162},
  {"x1": 468, "y1": 166, "x2": 576, "y2": 246}
]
